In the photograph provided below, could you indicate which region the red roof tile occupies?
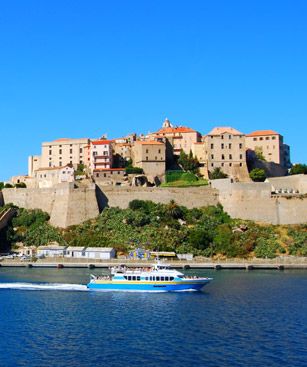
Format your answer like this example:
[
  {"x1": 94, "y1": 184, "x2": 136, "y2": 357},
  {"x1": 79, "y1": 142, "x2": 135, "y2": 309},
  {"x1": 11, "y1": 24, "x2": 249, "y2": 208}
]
[{"x1": 246, "y1": 130, "x2": 279, "y2": 137}]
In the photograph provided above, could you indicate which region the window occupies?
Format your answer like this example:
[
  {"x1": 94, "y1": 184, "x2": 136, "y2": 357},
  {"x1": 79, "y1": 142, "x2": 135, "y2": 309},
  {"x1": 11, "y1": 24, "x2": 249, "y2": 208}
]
[
  {"x1": 229, "y1": 135, "x2": 232, "y2": 139},
  {"x1": 104, "y1": 173, "x2": 106, "y2": 177},
  {"x1": 229, "y1": 163, "x2": 232, "y2": 167},
  {"x1": 222, "y1": 154, "x2": 225, "y2": 160},
  {"x1": 49, "y1": 162, "x2": 52, "y2": 167},
  {"x1": 137, "y1": 276, "x2": 141, "y2": 281},
  {"x1": 170, "y1": 277, "x2": 174, "y2": 281},
  {"x1": 49, "y1": 150, "x2": 52, "y2": 155},
  {"x1": 146, "y1": 149, "x2": 149, "y2": 153},
  {"x1": 211, "y1": 163, "x2": 214, "y2": 167},
  {"x1": 158, "y1": 149, "x2": 161, "y2": 153},
  {"x1": 150, "y1": 276, "x2": 153, "y2": 281},
  {"x1": 260, "y1": 137, "x2": 263, "y2": 141},
  {"x1": 59, "y1": 162, "x2": 62, "y2": 166},
  {"x1": 240, "y1": 163, "x2": 242, "y2": 167},
  {"x1": 165, "y1": 277, "x2": 169, "y2": 281},
  {"x1": 118, "y1": 171, "x2": 120, "y2": 175},
  {"x1": 128, "y1": 276, "x2": 131, "y2": 281},
  {"x1": 221, "y1": 163, "x2": 224, "y2": 167},
  {"x1": 221, "y1": 135, "x2": 224, "y2": 140},
  {"x1": 80, "y1": 148, "x2": 83, "y2": 153},
  {"x1": 229, "y1": 154, "x2": 232, "y2": 160},
  {"x1": 80, "y1": 160, "x2": 83, "y2": 164},
  {"x1": 70, "y1": 149, "x2": 73, "y2": 154},
  {"x1": 211, "y1": 154, "x2": 214, "y2": 159},
  {"x1": 146, "y1": 156, "x2": 148, "y2": 161},
  {"x1": 253, "y1": 138, "x2": 257, "y2": 141},
  {"x1": 155, "y1": 156, "x2": 157, "y2": 160},
  {"x1": 221, "y1": 144, "x2": 224, "y2": 149},
  {"x1": 161, "y1": 276, "x2": 165, "y2": 281},
  {"x1": 266, "y1": 137, "x2": 269, "y2": 140},
  {"x1": 211, "y1": 144, "x2": 214, "y2": 149},
  {"x1": 59, "y1": 149, "x2": 62, "y2": 154},
  {"x1": 240, "y1": 154, "x2": 243, "y2": 159},
  {"x1": 156, "y1": 276, "x2": 160, "y2": 281},
  {"x1": 239, "y1": 143, "x2": 242, "y2": 149},
  {"x1": 132, "y1": 276, "x2": 136, "y2": 281},
  {"x1": 145, "y1": 277, "x2": 148, "y2": 281},
  {"x1": 272, "y1": 136, "x2": 276, "y2": 140}
]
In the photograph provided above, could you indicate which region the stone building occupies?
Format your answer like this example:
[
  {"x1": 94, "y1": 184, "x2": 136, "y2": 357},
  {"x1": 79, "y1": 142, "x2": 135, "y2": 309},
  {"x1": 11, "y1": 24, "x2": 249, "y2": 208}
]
[
  {"x1": 93, "y1": 168, "x2": 126, "y2": 185},
  {"x1": 148, "y1": 118, "x2": 202, "y2": 156},
  {"x1": 28, "y1": 138, "x2": 90, "y2": 176},
  {"x1": 132, "y1": 141, "x2": 166, "y2": 177},
  {"x1": 113, "y1": 142, "x2": 132, "y2": 166},
  {"x1": 203, "y1": 127, "x2": 249, "y2": 181},
  {"x1": 34, "y1": 165, "x2": 75, "y2": 188},
  {"x1": 246, "y1": 130, "x2": 291, "y2": 168},
  {"x1": 90, "y1": 140, "x2": 113, "y2": 172}
]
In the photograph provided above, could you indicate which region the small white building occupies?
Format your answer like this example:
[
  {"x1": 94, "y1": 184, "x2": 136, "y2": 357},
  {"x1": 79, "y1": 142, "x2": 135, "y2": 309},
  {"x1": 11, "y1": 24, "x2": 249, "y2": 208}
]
[
  {"x1": 37, "y1": 245, "x2": 67, "y2": 258},
  {"x1": 83, "y1": 247, "x2": 116, "y2": 260},
  {"x1": 35, "y1": 165, "x2": 74, "y2": 188},
  {"x1": 64, "y1": 246, "x2": 86, "y2": 258}
]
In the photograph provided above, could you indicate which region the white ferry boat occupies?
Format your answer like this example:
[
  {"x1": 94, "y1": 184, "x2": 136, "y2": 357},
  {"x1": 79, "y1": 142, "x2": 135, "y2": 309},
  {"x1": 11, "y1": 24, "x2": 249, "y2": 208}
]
[{"x1": 87, "y1": 262, "x2": 212, "y2": 292}]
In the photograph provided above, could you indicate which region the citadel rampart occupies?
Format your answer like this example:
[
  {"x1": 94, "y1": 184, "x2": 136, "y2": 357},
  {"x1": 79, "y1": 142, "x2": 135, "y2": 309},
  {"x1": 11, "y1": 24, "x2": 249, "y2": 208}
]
[{"x1": 1, "y1": 175, "x2": 307, "y2": 227}]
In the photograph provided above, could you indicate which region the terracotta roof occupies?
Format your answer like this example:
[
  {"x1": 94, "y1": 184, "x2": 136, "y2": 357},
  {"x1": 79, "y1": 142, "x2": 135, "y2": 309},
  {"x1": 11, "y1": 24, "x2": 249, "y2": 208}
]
[
  {"x1": 246, "y1": 130, "x2": 279, "y2": 137},
  {"x1": 207, "y1": 127, "x2": 243, "y2": 136},
  {"x1": 136, "y1": 140, "x2": 164, "y2": 145},
  {"x1": 91, "y1": 140, "x2": 112, "y2": 145},
  {"x1": 156, "y1": 126, "x2": 197, "y2": 134},
  {"x1": 94, "y1": 168, "x2": 125, "y2": 172}
]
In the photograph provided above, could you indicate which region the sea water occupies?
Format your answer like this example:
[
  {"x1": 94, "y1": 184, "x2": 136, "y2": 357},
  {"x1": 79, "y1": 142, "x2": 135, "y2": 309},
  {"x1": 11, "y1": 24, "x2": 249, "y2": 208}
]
[{"x1": 0, "y1": 268, "x2": 306, "y2": 367}]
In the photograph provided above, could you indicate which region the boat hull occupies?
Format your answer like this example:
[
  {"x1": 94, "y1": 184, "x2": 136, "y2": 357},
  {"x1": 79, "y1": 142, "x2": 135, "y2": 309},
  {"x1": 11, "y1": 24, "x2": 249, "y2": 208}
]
[{"x1": 87, "y1": 280, "x2": 211, "y2": 292}]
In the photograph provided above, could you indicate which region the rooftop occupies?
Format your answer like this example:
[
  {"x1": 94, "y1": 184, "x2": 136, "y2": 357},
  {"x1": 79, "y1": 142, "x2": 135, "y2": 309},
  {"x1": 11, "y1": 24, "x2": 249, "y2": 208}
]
[
  {"x1": 85, "y1": 247, "x2": 114, "y2": 252},
  {"x1": 91, "y1": 140, "x2": 113, "y2": 145},
  {"x1": 207, "y1": 127, "x2": 243, "y2": 136},
  {"x1": 156, "y1": 126, "x2": 197, "y2": 134},
  {"x1": 246, "y1": 130, "x2": 280, "y2": 137},
  {"x1": 136, "y1": 140, "x2": 164, "y2": 145}
]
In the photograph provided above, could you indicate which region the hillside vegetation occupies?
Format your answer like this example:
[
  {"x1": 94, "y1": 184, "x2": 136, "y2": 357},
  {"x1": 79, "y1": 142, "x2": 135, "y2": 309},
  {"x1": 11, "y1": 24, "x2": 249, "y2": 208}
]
[{"x1": 2, "y1": 200, "x2": 307, "y2": 259}]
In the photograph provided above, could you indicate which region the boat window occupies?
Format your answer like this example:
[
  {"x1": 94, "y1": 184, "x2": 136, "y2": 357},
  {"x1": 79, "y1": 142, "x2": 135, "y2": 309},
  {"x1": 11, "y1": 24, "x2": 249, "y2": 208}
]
[
  {"x1": 124, "y1": 276, "x2": 128, "y2": 280},
  {"x1": 145, "y1": 277, "x2": 148, "y2": 281},
  {"x1": 128, "y1": 276, "x2": 131, "y2": 281},
  {"x1": 165, "y1": 276, "x2": 169, "y2": 281},
  {"x1": 170, "y1": 277, "x2": 174, "y2": 281},
  {"x1": 177, "y1": 275, "x2": 183, "y2": 278},
  {"x1": 132, "y1": 276, "x2": 136, "y2": 281},
  {"x1": 137, "y1": 276, "x2": 141, "y2": 281},
  {"x1": 161, "y1": 276, "x2": 165, "y2": 281},
  {"x1": 150, "y1": 276, "x2": 153, "y2": 281},
  {"x1": 156, "y1": 276, "x2": 160, "y2": 281}
]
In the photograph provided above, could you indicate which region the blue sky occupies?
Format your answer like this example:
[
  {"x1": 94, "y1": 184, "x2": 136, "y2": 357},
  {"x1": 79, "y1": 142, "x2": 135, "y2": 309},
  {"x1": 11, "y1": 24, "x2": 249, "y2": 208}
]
[{"x1": 0, "y1": 0, "x2": 306, "y2": 181}]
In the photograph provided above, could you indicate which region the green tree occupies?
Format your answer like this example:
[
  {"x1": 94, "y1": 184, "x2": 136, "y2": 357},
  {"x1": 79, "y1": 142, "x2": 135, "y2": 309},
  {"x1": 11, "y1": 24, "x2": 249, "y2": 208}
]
[
  {"x1": 209, "y1": 167, "x2": 228, "y2": 180},
  {"x1": 249, "y1": 168, "x2": 266, "y2": 182},
  {"x1": 290, "y1": 164, "x2": 307, "y2": 175},
  {"x1": 166, "y1": 200, "x2": 183, "y2": 219},
  {"x1": 178, "y1": 150, "x2": 199, "y2": 173},
  {"x1": 0, "y1": 182, "x2": 4, "y2": 190}
]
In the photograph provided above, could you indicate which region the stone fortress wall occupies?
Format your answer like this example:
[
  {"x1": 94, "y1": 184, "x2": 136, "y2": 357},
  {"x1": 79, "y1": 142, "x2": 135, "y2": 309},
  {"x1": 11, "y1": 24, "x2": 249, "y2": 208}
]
[
  {"x1": 212, "y1": 175, "x2": 307, "y2": 225},
  {"x1": 1, "y1": 175, "x2": 307, "y2": 228}
]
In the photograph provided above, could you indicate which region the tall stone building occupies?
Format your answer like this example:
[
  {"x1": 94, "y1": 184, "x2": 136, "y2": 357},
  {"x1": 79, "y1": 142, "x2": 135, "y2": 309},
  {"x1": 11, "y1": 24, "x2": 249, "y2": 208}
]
[
  {"x1": 132, "y1": 141, "x2": 166, "y2": 177},
  {"x1": 203, "y1": 127, "x2": 249, "y2": 181},
  {"x1": 246, "y1": 130, "x2": 291, "y2": 168}
]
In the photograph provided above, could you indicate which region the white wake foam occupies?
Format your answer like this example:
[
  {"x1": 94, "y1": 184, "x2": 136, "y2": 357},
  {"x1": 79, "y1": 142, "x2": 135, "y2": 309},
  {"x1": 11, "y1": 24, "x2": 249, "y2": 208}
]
[{"x1": 0, "y1": 282, "x2": 88, "y2": 291}]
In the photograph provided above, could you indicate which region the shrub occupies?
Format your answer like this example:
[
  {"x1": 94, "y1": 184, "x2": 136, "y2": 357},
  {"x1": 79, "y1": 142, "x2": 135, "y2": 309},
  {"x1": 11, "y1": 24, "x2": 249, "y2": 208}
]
[
  {"x1": 15, "y1": 182, "x2": 27, "y2": 188},
  {"x1": 125, "y1": 166, "x2": 144, "y2": 174},
  {"x1": 209, "y1": 168, "x2": 228, "y2": 180},
  {"x1": 249, "y1": 168, "x2": 266, "y2": 182},
  {"x1": 254, "y1": 238, "x2": 281, "y2": 258},
  {"x1": 290, "y1": 164, "x2": 307, "y2": 175},
  {"x1": 4, "y1": 183, "x2": 14, "y2": 188},
  {"x1": 0, "y1": 182, "x2": 4, "y2": 190}
]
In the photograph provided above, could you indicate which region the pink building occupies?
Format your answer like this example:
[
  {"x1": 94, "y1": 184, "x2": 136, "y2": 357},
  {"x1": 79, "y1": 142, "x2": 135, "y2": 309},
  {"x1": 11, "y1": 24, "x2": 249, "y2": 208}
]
[{"x1": 90, "y1": 140, "x2": 113, "y2": 172}]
